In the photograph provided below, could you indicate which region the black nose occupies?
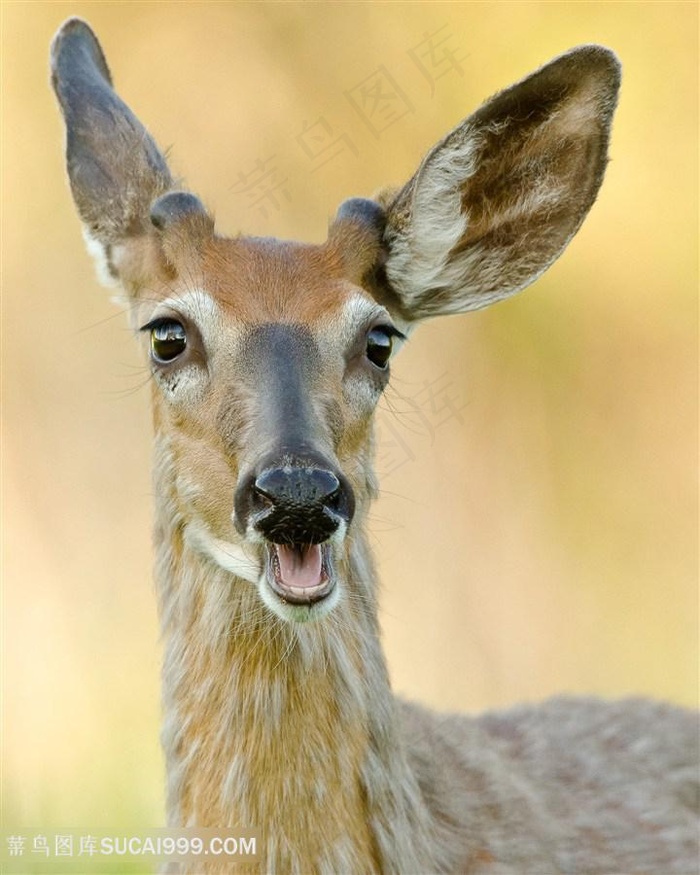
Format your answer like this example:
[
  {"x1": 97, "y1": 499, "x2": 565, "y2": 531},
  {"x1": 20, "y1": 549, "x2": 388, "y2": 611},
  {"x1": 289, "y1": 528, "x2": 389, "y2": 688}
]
[
  {"x1": 255, "y1": 467, "x2": 340, "y2": 509},
  {"x1": 234, "y1": 462, "x2": 355, "y2": 544}
]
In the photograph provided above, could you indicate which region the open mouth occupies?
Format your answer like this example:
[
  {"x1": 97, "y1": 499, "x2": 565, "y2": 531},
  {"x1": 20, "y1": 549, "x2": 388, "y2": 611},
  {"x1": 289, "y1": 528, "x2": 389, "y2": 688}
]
[{"x1": 265, "y1": 542, "x2": 335, "y2": 605}]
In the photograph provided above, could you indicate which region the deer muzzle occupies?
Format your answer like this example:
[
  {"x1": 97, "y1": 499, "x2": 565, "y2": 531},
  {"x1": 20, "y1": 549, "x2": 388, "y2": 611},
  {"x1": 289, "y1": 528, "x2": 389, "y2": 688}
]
[{"x1": 234, "y1": 458, "x2": 355, "y2": 606}]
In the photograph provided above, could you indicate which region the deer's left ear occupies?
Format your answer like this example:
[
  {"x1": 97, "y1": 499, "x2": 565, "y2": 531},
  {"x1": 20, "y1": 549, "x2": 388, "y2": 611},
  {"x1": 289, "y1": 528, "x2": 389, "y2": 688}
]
[{"x1": 380, "y1": 46, "x2": 621, "y2": 322}]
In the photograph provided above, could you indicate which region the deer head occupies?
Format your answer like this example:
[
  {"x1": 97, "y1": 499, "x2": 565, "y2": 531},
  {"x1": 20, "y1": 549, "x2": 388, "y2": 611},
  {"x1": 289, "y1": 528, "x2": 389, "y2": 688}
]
[{"x1": 51, "y1": 19, "x2": 620, "y2": 625}]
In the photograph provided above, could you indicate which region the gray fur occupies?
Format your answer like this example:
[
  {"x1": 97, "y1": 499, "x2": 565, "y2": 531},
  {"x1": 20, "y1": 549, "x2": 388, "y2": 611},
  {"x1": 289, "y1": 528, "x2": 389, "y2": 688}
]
[{"x1": 51, "y1": 19, "x2": 699, "y2": 874}]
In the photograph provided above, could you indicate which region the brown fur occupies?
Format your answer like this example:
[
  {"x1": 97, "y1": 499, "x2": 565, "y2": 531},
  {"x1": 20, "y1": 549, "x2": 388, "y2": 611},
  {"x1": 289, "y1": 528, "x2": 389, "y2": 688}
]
[{"x1": 52, "y1": 20, "x2": 698, "y2": 874}]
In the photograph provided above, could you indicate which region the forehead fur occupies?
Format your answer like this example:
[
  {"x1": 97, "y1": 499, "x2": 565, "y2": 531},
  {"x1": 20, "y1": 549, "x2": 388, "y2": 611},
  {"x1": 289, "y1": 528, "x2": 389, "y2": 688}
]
[{"x1": 166, "y1": 229, "x2": 378, "y2": 325}]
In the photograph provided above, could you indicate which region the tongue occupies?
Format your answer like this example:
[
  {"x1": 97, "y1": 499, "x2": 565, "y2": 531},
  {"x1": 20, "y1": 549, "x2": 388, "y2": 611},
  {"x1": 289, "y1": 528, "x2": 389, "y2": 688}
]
[{"x1": 275, "y1": 544, "x2": 323, "y2": 589}]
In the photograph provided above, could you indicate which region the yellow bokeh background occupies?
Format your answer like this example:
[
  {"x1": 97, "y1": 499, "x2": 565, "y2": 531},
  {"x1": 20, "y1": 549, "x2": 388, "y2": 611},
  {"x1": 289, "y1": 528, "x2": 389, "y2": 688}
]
[{"x1": 2, "y1": 0, "x2": 697, "y2": 840}]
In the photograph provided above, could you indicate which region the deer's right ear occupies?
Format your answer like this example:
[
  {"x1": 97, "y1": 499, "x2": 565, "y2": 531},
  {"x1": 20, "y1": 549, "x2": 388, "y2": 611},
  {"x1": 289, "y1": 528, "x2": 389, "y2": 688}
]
[
  {"x1": 379, "y1": 45, "x2": 621, "y2": 323},
  {"x1": 51, "y1": 19, "x2": 211, "y2": 294}
]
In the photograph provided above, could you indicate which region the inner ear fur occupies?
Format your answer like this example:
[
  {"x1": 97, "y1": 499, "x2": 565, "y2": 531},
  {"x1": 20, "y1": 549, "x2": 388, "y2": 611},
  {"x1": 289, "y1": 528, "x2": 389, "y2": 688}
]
[{"x1": 381, "y1": 45, "x2": 621, "y2": 321}]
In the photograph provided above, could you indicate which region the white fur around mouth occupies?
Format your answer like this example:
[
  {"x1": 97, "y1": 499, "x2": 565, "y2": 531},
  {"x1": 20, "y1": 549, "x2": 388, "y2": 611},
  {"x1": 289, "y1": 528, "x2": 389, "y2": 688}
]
[
  {"x1": 184, "y1": 520, "x2": 261, "y2": 583},
  {"x1": 184, "y1": 520, "x2": 342, "y2": 620}
]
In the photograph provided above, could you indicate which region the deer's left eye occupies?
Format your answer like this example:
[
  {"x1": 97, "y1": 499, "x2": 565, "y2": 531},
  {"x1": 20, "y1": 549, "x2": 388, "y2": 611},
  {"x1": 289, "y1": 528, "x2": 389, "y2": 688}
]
[
  {"x1": 146, "y1": 319, "x2": 187, "y2": 363},
  {"x1": 366, "y1": 327, "x2": 394, "y2": 370}
]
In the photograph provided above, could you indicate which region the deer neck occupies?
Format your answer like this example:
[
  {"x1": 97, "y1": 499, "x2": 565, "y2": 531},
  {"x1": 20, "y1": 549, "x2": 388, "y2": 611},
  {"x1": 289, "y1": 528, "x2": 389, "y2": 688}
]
[{"x1": 153, "y1": 453, "x2": 431, "y2": 870}]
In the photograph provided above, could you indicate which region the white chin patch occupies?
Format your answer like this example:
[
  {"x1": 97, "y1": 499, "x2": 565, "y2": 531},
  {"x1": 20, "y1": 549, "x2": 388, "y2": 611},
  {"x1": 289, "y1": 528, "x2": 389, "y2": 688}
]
[
  {"x1": 184, "y1": 520, "x2": 344, "y2": 622},
  {"x1": 258, "y1": 561, "x2": 340, "y2": 624}
]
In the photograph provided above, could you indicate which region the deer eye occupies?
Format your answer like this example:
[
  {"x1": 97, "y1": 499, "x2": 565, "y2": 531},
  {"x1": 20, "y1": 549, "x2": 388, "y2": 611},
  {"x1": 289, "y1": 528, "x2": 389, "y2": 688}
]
[
  {"x1": 146, "y1": 319, "x2": 187, "y2": 363},
  {"x1": 366, "y1": 327, "x2": 394, "y2": 370}
]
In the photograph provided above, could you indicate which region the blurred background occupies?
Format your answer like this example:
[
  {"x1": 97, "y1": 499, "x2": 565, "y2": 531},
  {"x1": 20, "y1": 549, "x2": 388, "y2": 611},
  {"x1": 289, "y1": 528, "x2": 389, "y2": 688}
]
[{"x1": 2, "y1": 0, "x2": 697, "y2": 847}]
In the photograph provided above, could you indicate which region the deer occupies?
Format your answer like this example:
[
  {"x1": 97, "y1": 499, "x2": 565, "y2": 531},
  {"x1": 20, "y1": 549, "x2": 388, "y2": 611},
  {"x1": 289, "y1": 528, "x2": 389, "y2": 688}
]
[{"x1": 50, "y1": 17, "x2": 698, "y2": 875}]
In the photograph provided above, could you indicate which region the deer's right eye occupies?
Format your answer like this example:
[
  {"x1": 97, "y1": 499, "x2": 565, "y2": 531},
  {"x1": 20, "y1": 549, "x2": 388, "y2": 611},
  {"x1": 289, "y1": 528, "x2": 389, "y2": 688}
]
[{"x1": 147, "y1": 319, "x2": 187, "y2": 363}]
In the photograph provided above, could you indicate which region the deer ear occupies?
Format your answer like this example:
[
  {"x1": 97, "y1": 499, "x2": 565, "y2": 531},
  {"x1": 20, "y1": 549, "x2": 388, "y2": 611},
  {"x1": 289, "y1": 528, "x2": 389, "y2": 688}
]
[
  {"x1": 51, "y1": 19, "x2": 211, "y2": 292},
  {"x1": 380, "y1": 46, "x2": 621, "y2": 322}
]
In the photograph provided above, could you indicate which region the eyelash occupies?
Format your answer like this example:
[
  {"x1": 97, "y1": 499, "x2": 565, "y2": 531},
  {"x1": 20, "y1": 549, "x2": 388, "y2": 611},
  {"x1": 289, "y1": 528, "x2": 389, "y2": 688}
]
[{"x1": 139, "y1": 316, "x2": 181, "y2": 333}]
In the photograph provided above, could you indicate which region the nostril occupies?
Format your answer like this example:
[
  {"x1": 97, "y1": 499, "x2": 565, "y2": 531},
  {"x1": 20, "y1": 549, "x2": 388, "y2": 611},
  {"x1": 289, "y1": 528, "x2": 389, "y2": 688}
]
[
  {"x1": 309, "y1": 470, "x2": 340, "y2": 504},
  {"x1": 252, "y1": 488, "x2": 274, "y2": 509},
  {"x1": 324, "y1": 487, "x2": 342, "y2": 511},
  {"x1": 254, "y1": 468, "x2": 291, "y2": 504}
]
